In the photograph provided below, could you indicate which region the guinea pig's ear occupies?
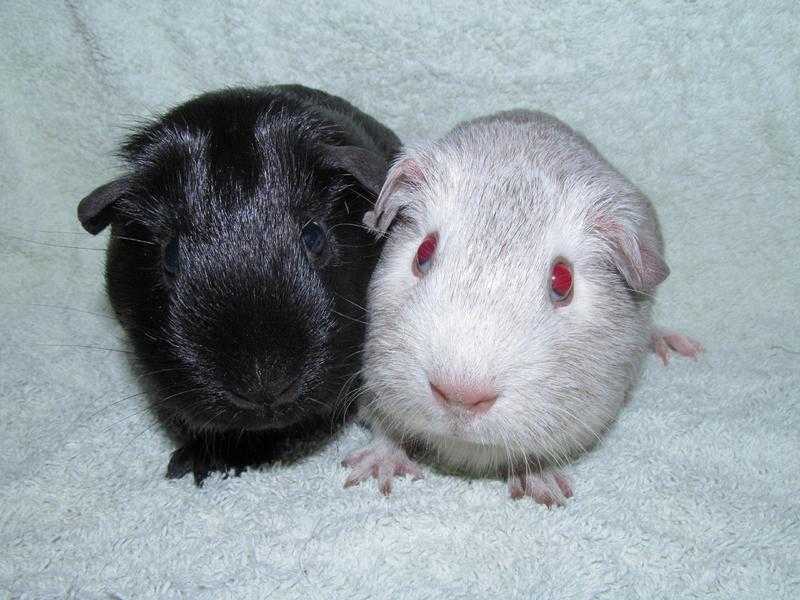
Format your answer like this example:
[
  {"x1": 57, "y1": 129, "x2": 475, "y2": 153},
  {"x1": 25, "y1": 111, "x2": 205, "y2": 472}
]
[
  {"x1": 363, "y1": 157, "x2": 426, "y2": 234},
  {"x1": 593, "y1": 201, "x2": 670, "y2": 294},
  {"x1": 323, "y1": 145, "x2": 390, "y2": 198},
  {"x1": 77, "y1": 177, "x2": 129, "y2": 235}
]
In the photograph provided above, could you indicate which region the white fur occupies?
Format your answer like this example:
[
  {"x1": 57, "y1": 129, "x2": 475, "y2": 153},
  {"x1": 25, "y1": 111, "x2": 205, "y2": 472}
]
[{"x1": 360, "y1": 111, "x2": 662, "y2": 477}]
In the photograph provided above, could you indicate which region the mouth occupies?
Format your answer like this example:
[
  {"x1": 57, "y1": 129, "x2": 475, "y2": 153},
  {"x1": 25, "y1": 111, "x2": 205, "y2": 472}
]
[
  {"x1": 230, "y1": 393, "x2": 262, "y2": 410},
  {"x1": 223, "y1": 387, "x2": 330, "y2": 431},
  {"x1": 226, "y1": 405, "x2": 308, "y2": 431},
  {"x1": 443, "y1": 417, "x2": 482, "y2": 440}
]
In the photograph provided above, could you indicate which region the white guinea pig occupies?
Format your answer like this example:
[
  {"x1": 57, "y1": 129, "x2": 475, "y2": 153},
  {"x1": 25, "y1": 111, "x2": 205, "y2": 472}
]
[{"x1": 343, "y1": 110, "x2": 702, "y2": 506}]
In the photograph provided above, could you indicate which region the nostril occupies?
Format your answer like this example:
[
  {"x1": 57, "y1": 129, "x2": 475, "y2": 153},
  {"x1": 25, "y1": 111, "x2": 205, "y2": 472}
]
[
  {"x1": 429, "y1": 381, "x2": 449, "y2": 404},
  {"x1": 231, "y1": 373, "x2": 302, "y2": 410},
  {"x1": 269, "y1": 375, "x2": 301, "y2": 403},
  {"x1": 429, "y1": 380, "x2": 498, "y2": 415},
  {"x1": 465, "y1": 394, "x2": 497, "y2": 415}
]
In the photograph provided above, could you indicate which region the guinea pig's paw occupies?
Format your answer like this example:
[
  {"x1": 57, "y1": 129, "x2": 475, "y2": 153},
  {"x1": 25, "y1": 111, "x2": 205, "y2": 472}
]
[
  {"x1": 508, "y1": 470, "x2": 573, "y2": 508},
  {"x1": 166, "y1": 441, "x2": 242, "y2": 487},
  {"x1": 651, "y1": 327, "x2": 704, "y2": 365},
  {"x1": 342, "y1": 442, "x2": 423, "y2": 496},
  {"x1": 166, "y1": 445, "x2": 195, "y2": 481}
]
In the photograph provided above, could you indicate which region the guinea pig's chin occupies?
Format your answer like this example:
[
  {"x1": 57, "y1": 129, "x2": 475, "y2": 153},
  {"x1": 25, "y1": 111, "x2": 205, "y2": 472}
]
[
  {"x1": 233, "y1": 411, "x2": 308, "y2": 431},
  {"x1": 241, "y1": 398, "x2": 336, "y2": 430}
]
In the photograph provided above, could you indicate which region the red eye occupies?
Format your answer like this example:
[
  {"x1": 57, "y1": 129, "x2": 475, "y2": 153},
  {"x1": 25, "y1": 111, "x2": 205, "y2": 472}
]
[
  {"x1": 413, "y1": 233, "x2": 438, "y2": 277},
  {"x1": 550, "y1": 261, "x2": 573, "y2": 303}
]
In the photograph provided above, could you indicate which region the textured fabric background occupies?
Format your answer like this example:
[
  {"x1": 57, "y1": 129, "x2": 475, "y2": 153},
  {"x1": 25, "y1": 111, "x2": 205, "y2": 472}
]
[{"x1": 1, "y1": 1, "x2": 798, "y2": 598}]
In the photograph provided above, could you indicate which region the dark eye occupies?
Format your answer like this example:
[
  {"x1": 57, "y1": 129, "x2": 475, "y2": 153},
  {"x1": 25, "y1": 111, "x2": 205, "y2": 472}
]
[
  {"x1": 413, "y1": 233, "x2": 438, "y2": 277},
  {"x1": 550, "y1": 260, "x2": 573, "y2": 304},
  {"x1": 301, "y1": 222, "x2": 326, "y2": 256},
  {"x1": 164, "y1": 236, "x2": 180, "y2": 276}
]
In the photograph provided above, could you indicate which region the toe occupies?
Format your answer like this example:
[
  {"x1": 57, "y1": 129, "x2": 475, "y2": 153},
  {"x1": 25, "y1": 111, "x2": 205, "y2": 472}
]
[
  {"x1": 553, "y1": 472, "x2": 573, "y2": 498},
  {"x1": 508, "y1": 471, "x2": 571, "y2": 507},
  {"x1": 342, "y1": 448, "x2": 369, "y2": 467},
  {"x1": 666, "y1": 333, "x2": 704, "y2": 358},
  {"x1": 651, "y1": 335, "x2": 671, "y2": 365},
  {"x1": 652, "y1": 326, "x2": 704, "y2": 363},
  {"x1": 343, "y1": 459, "x2": 375, "y2": 488},
  {"x1": 165, "y1": 447, "x2": 193, "y2": 480},
  {"x1": 508, "y1": 475, "x2": 526, "y2": 500}
]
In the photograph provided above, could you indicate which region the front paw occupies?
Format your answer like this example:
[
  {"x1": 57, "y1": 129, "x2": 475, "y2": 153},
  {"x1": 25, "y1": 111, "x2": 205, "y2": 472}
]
[
  {"x1": 342, "y1": 441, "x2": 424, "y2": 495},
  {"x1": 166, "y1": 438, "x2": 247, "y2": 487},
  {"x1": 508, "y1": 469, "x2": 573, "y2": 508}
]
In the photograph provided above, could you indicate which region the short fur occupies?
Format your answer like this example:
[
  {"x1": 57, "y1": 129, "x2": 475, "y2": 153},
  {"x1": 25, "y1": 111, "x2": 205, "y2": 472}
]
[
  {"x1": 355, "y1": 110, "x2": 668, "y2": 494},
  {"x1": 77, "y1": 85, "x2": 400, "y2": 485}
]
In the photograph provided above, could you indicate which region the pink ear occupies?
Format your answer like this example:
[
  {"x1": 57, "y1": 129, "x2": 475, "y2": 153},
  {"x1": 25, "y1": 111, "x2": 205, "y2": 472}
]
[
  {"x1": 595, "y1": 215, "x2": 669, "y2": 294},
  {"x1": 363, "y1": 157, "x2": 426, "y2": 234}
]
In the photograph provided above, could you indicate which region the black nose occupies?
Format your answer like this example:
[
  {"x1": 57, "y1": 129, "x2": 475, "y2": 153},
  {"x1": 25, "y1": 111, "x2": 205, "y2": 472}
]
[{"x1": 232, "y1": 376, "x2": 300, "y2": 409}]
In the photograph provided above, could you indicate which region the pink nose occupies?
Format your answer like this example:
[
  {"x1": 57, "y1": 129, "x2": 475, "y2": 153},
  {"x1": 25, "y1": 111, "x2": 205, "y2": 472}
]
[{"x1": 429, "y1": 381, "x2": 498, "y2": 414}]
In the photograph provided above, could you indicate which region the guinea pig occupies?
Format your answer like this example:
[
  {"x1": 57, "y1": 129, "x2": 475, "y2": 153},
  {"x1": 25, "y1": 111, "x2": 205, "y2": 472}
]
[
  {"x1": 77, "y1": 85, "x2": 400, "y2": 485},
  {"x1": 343, "y1": 110, "x2": 702, "y2": 505}
]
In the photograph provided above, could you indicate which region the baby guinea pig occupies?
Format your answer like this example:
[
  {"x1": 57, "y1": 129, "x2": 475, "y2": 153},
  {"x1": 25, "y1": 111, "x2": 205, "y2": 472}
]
[
  {"x1": 343, "y1": 110, "x2": 702, "y2": 505},
  {"x1": 78, "y1": 85, "x2": 400, "y2": 485}
]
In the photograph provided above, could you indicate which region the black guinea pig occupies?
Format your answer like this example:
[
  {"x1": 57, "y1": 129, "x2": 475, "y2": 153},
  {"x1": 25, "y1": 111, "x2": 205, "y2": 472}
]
[{"x1": 77, "y1": 85, "x2": 400, "y2": 485}]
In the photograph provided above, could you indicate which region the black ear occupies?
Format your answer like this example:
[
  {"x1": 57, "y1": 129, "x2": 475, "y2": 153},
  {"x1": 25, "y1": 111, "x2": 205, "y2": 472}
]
[
  {"x1": 77, "y1": 177, "x2": 128, "y2": 235},
  {"x1": 322, "y1": 145, "x2": 389, "y2": 197}
]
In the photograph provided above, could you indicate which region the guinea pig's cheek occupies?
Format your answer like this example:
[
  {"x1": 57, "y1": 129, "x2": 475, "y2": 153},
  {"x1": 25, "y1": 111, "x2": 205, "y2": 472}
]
[
  {"x1": 382, "y1": 239, "x2": 422, "y2": 288},
  {"x1": 568, "y1": 276, "x2": 605, "y2": 323}
]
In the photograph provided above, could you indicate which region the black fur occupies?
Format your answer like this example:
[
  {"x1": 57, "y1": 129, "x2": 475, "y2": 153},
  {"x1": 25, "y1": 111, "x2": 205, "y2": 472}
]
[{"x1": 77, "y1": 85, "x2": 400, "y2": 485}]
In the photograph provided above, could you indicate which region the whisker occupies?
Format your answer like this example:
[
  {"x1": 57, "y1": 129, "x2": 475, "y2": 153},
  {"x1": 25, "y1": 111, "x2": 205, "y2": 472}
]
[
  {"x1": 331, "y1": 310, "x2": 368, "y2": 326},
  {"x1": 1, "y1": 227, "x2": 157, "y2": 248},
  {"x1": 83, "y1": 389, "x2": 153, "y2": 422},
  {"x1": 334, "y1": 292, "x2": 368, "y2": 315},
  {"x1": 1, "y1": 301, "x2": 116, "y2": 320},
  {"x1": 1, "y1": 234, "x2": 105, "y2": 251},
  {"x1": 327, "y1": 222, "x2": 378, "y2": 234},
  {"x1": 111, "y1": 235, "x2": 158, "y2": 246},
  {"x1": 33, "y1": 343, "x2": 135, "y2": 354}
]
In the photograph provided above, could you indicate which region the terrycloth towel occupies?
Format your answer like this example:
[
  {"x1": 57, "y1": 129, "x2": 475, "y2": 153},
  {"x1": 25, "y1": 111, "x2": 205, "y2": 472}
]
[{"x1": 1, "y1": 1, "x2": 798, "y2": 598}]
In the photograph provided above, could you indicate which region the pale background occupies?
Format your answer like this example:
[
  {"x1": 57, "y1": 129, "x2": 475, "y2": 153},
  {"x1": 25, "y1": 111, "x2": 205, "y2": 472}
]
[{"x1": 1, "y1": 1, "x2": 798, "y2": 598}]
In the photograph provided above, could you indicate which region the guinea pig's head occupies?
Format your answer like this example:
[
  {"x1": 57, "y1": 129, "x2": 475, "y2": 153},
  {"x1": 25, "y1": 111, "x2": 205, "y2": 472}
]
[
  {"x1": 78, "y1": 90, "x2": 387, "y2": 432},
  {"x1": 362, "y1": 112, "x2": 669, "y2": 470}
]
